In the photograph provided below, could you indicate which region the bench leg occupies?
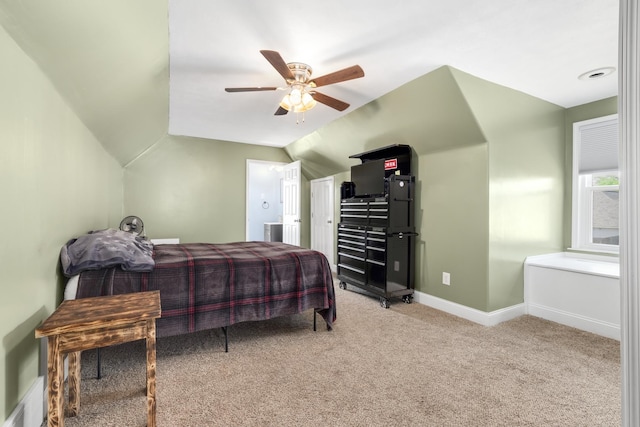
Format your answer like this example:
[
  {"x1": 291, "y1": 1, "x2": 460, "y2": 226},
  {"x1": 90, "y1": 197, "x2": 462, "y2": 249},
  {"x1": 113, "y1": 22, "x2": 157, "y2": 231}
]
[
  {"x1": 146, "y1": 320, "x2": 157, "y2": 427},
  {"x1": 46, "y1": 337, "x2": 64, "y2": 427},
  {"x1": 67, "y1": 351, "x2": 81, "y2": 417}
]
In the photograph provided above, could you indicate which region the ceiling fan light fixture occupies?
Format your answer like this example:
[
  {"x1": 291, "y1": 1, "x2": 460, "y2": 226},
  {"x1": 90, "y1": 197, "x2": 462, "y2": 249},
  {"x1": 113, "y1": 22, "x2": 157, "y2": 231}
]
[
  {"x1": 289, "y1": 87, "x2": 302, "y2": 105},
  {"x1": 293, "y1": 92, "x2": 317, "y2": 113},
  {"x1": 279, "y1": 93, "x2": 294, "y2": 111},
  {"x1": 279, "y1": 87, "x2": 316, "y2": 113}
]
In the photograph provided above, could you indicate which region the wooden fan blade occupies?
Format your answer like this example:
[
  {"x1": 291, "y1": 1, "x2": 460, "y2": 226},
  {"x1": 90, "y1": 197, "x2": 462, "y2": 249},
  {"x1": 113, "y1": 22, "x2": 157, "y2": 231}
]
[
  {"x1": 312, "y1": 92, "x2": 350, "y2": 111},
  {"x1": 260, "y1": 50, "x2": 294, "y2": 81},
  {"x1": 274, "y1": 106, "x2": 289, "y2": 116},
  {"x1": 311, "y1": 65, "x2": 364, "y2": 88},
  {"x1": 225, "y1": 87, "x2": 278, "y2": 92}
]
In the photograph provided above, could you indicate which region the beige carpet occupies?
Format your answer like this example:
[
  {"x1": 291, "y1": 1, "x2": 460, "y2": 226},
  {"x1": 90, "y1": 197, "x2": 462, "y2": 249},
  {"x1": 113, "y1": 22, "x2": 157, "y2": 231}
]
[{"x1": 58, "y1": 283, "x2": 620, "y2": 426}]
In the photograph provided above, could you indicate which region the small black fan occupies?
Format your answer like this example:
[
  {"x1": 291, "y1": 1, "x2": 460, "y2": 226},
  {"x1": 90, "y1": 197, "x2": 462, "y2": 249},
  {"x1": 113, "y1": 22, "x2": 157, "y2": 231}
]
[{"x1": 119, "y1": 215, "x2": 144, "y2": 236}]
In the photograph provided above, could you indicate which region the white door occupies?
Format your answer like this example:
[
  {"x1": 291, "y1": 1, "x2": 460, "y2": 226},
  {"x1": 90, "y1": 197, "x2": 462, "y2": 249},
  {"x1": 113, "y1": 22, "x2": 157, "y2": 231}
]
[
  {"x1": 282, "y1": 160, "x2": 301, "y2": 246},
  {"x1": 311, "y1": 177, "x2": 335, "y2": 267}
]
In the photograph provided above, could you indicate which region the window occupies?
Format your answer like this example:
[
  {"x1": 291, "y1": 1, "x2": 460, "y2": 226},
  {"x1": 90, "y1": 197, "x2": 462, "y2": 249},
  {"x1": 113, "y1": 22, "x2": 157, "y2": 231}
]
[{"x1": 572, "y1": 114, "x2": 619, "y2": 253}]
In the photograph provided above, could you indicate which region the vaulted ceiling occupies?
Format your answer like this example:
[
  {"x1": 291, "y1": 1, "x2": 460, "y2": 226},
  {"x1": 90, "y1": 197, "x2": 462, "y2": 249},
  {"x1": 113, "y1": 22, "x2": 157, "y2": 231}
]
[{"x1": 0, "y1": 0, "x2": 619, "y2": 166}]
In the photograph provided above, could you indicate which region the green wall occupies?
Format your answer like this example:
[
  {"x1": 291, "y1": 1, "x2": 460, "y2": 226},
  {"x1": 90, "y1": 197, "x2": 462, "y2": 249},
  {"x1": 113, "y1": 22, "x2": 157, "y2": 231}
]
[
  {"x1": 0, "y1": 25, "x2": 123, "y2": 420},
  {"x1": 451, "y1": 68, "x2": 566, "y2": 311},
  {"x1": 418, "y1": 144, "x2": 490, "y2": 308},
  {"x1": 123, "y1": 134, "x2": 299, "y2": 245}
]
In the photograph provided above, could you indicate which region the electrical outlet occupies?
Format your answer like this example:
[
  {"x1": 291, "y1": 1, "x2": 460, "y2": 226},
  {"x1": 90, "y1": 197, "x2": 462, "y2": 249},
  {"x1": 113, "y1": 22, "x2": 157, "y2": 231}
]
[{"x1": 442, "y1": 272, "x2": 451, "y2": 286}]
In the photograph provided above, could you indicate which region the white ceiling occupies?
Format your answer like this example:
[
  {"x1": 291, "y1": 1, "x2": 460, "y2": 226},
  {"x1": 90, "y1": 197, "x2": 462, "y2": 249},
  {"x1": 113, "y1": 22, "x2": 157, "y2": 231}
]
[
  {"x1": 169, "y1": 0, "x2": 619, "y2": 148},
  {"x1": 0, "y1": 1, "x2": 619, "y2": 165}
]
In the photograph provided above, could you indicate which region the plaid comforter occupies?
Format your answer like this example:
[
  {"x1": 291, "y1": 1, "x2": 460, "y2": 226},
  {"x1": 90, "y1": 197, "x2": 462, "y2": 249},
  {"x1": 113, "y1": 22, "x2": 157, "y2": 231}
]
[{"x1": 76, "y1": 241, "x2": 336, "y2": 337}]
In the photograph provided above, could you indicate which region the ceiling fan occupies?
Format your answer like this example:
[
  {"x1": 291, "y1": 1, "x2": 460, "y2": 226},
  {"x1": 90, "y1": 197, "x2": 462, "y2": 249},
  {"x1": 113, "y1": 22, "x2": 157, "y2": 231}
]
[{"x1": 225, "y1": 50, "x2": 364, "y2": 117}]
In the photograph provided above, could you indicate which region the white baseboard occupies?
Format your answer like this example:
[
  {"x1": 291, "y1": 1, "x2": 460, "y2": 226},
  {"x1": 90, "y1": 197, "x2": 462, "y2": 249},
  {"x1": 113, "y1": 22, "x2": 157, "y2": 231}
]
[
  {"x1": 412, "y1": 290, "x2": 526, "y2": 326},
  {"x1": 3, "y1": 376, "x2": 45, "y2": 427},
  {"x1": 411, "y1": 290, "x2": 621, "y2": 340},
  {"x1": 528, "y1": 302, "x2": 620, "y2": 340}
]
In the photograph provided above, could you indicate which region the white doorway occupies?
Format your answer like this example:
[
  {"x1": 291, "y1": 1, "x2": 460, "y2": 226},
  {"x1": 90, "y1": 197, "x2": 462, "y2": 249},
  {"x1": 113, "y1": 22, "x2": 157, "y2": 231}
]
[
  {"x1": 246, "y1": 159, "x2": 301, "y2": 245},
  {"x1": 246, "y1": 160, "x2": 285, "y2": 241},
  {"x1": 310, "y1": 176, "x2": 335, "y2": 267}
]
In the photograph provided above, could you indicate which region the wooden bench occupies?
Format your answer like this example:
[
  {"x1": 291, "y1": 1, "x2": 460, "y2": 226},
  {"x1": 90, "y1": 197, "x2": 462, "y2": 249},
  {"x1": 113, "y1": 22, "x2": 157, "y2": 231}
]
[{"x1": 35, "y1": 291, "x2": 161, "y2": 427}]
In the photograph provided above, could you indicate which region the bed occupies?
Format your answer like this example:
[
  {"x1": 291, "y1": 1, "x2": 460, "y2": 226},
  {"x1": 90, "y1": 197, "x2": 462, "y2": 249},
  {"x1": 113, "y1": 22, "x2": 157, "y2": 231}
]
[{"x1": 61, "y1": 230, "x2": 336, "y2": 343}]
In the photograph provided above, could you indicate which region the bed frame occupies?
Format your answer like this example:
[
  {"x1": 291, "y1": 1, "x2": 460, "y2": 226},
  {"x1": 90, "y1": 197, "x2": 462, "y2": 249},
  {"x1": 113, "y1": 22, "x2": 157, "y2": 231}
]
[
  {"x1": 70, "y1": 241, "x2": 336, "y2": 376},
  {"x1": 75, "y1": 241, "x2": 336, "y2": 332}
]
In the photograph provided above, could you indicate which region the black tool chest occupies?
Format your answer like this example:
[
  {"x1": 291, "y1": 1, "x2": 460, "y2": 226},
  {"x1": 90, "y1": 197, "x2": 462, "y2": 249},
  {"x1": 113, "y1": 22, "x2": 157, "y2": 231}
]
[{"x1": 337, "y1": 145, "x2": 416, "y2": 308}]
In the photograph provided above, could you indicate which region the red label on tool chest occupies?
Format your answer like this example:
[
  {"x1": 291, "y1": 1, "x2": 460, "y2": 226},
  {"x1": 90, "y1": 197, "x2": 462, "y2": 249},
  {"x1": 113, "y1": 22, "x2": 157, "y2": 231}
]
[{"x1": 384, "y1": 158, "x2": 397, "y2": 170}]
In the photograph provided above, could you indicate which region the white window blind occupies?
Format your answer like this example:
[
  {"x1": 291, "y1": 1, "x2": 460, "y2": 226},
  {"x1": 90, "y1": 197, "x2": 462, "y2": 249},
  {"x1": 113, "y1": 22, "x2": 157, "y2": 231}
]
[{"x1": 577, "y1": 116, "x2": 619, "y2": 174}]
